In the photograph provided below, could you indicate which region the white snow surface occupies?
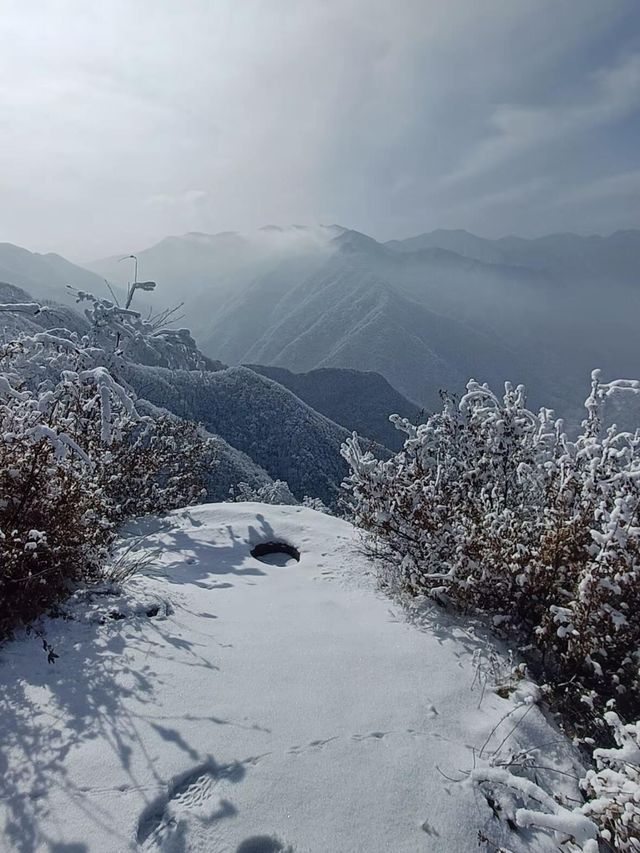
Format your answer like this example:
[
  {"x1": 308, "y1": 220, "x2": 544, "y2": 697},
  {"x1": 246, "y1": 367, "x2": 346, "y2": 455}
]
[{"x1": 0, "y1": 503, "x2": 582, "y2": 852}]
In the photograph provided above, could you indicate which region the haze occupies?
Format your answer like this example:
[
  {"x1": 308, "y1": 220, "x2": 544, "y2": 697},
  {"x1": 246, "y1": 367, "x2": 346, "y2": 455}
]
[{"x1": 1, "y1": 0, "x2": 639, "y2": 260}]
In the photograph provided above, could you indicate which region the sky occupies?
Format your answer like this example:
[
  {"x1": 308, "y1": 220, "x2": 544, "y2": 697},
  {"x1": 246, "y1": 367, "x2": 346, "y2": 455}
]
[{"x1": 1, "y1": 0, "x2": 639, "y2": 260}]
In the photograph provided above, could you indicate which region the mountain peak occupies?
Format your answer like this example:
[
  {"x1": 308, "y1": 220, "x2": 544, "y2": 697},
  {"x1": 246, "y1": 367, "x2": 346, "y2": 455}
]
[{"x1": 332, "y1": 228, "x2": 385, "y2": 255}]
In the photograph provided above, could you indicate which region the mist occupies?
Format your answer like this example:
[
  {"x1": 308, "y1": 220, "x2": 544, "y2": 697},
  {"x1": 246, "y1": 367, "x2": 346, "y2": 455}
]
[{"x1": 0, "y1": 0, "x2": 639, "y2": 260}]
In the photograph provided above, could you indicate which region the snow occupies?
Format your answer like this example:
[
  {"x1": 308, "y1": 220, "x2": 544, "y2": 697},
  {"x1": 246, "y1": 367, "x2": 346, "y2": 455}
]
[{"x1": 0, "y1": 503, "x2": 582, "y2": 852}]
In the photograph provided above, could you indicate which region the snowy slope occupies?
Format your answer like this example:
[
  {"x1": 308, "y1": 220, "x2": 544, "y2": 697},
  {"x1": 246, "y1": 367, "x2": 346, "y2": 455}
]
[
  {"x1": 0, "y1": 503, "x2": 582, "y2": 852},
  {"x1": 206, "y1": 252, "x2": 537, "y2": 413}
]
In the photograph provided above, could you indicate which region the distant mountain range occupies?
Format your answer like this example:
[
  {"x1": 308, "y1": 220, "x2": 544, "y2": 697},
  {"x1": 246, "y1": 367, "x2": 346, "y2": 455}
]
[
  {"x1": 385, "y1": 228, "x2": 640, "y2": 282},
  {"x1": 1, "y1": 225, "x2": 638, "y2": 429},
  {"x1": 0, "y1": 244, "x2": 119, "y2": 309}
]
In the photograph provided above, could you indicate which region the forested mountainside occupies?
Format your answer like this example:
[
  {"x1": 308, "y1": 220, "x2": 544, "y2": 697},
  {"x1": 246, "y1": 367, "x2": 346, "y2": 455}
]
[
  {"x1": 123, "y1": 363, "x2": 387, "y2": 504},
  {"x1": 96, "y1": 224, "x2": 636, "y2": 426},
  {"x1": 247, "y1": 364, "x2": 419, "y2": 450}
]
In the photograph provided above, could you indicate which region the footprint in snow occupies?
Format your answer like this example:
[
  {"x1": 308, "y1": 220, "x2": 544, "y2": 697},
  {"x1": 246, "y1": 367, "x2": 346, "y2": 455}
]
[
  {"x1": 421, "y1": 818, "x2": 440, "y2": 837},
  {"x1": 288, "y1": 736, "x2": 338, "y2": 754},
  {"x1": 136, "y1": 758, "x2": 244, "y2": 849},
  {"x1": 351, "y1": 731, "x2": 389, "y2": 741}
]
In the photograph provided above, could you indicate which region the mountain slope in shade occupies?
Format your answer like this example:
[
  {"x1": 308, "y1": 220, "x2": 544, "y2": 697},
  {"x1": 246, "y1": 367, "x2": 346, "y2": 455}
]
[
  {"x1": 205, "y1": 249, "x2": 563, "y2": 415},
  {"x1": 123, "y1": 363, "x2": 388, "y2": 503},
  {"x1": 246, "y1": 364, "x2": 419, "y2": 450},
  {"x1": 135, "y1": 398, "x2": 276, "y2": 503}
]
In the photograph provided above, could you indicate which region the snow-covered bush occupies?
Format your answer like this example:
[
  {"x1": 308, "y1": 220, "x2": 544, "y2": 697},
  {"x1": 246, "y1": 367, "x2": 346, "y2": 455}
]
[
  {"x1": 0, "y1": 300, "x2": 217, "y2": 638},
  {"x1": 0, "y1": 351, "x2": 125, "y2": 636},
  {"x1": 474, "y1": 711, "x2": 640, "y2": 851},
  {"x1": 580, "y1": 712, "x2": 640, "y2": 850},
  {"x1": 228, "y1": 478, "x2": 297, "y2": 505},
  {"x1": 301, "y1": 495, "x2": 333, "y2": 514},
  {"x1": 342, "y1": 372, "x2": 640, "y2": 735},
  {"x1": 581, "y1": 711, "x2": 640, "y2": 853},
  {"x1": 95, "y1": 414, "x2": 216, "y2": 522},
  {"x1": 69, "y1": 287, "x2": 211, "y2": 371}
]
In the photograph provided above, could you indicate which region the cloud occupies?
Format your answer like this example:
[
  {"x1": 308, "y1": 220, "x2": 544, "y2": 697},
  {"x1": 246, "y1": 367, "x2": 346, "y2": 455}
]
[
  {"x1": 442, "y1": 52, "x2": 640, "y2": 187},
  {"x1": 0, "y1": 0, "x2": 638, "y2": 256},
  {"x1": 559, "y1": 169, "x2": 640, "y2": 204}
]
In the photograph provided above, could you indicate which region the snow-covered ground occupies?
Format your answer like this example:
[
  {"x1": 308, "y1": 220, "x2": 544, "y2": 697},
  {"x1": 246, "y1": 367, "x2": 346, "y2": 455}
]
[{"x1": 0, "y1": 504, "x2": 582, "y2": 852}]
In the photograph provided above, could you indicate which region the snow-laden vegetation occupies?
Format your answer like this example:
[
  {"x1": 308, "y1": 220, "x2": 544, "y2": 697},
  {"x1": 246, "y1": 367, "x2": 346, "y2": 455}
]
[
  {"x1": 0, "y1": 291, "x2": 217, "y2": 639},
  {"x1": 343, "y1": 371, "x2": 640, "y2": 849}
]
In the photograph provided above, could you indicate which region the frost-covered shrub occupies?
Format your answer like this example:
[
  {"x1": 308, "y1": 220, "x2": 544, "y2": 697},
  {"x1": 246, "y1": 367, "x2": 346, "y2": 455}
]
[
  {"x1": 0, "y1": 319, "x2": 217, "y2": 637},
  {"x1": 342, "y1": 372, "x2": 640, "y2": 733},
  {"x1": 228, "y1": 479, "x2": 297, "y2": 505},
  {"x1": 580, "y1": 712, "x2": 640, "y2": 851},
  {"x1": 301, "y1": 495, "x2": 333, "y2": 514},
  {"x1": 0, "y1": 355, "x2": 125, "y2": 636},
  {"x1": 69, "y1": 287, "x2": 211, "y2": 371},
  {"x1": 475, "y1": 712, "x2": 640, "y2": 851},
  {"x1": 96, "y1": 414, "x2": 216, "y2": 522}
]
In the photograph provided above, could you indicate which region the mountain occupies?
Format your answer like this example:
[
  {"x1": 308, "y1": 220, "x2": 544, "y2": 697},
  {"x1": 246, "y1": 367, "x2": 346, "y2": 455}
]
[
  {"x1": 247, "y1": 365, "x2": 419, "y2": 450},
  {"x1": 87, "y1": 226, "x2": 343, "y2": 343},
  {"x1": 0, "y1": 280, "x2": 390, "y2": 502},
  {"x1": 385, "y1": 228, "x2": 640, "y2": 283},
  {"x1": 203, "y1": 234, "x2": 569, "y2": 415},
  {"x1": 8, "y1": 224, "x2": 640, "y2": 429},
  {"x1": 0, "y1": 281, "x2": 91, "y2": 340},
  {"x1": 122, "y1": 363, "x2": 387, "y2": 504},
  {"x1": 0, "y1": 243, "x2": 119, "y2": 309},
  {"x1": 199, "y1": 226, "x2": 639, "y2": 424}
]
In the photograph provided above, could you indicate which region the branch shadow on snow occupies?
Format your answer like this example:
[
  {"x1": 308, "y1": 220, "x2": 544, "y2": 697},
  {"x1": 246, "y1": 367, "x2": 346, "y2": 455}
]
[
  {"x1": 0, "y1": 621, "x2": 230, "y2": 851},
  {"x1": 123, "y1": 511, "x2": 290, "y2": 591},
  {"x1": 0, "y1": 512, "x2": 283, "y2": 851}
]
